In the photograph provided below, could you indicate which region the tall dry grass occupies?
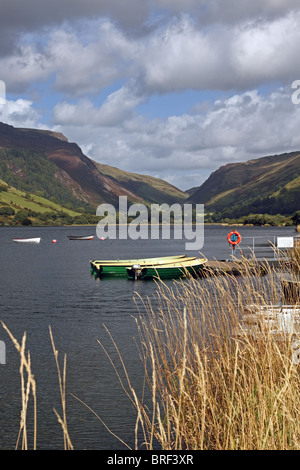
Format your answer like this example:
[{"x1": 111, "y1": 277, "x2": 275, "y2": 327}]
[
  {"x1": 1, "y1": 322, "x2": 73, "y2": 450},
  {"x1": 289, "y1": 243, "x2": 300, "y2": 274},
  {"x1": 129, "y1": 259, "x2": 300, "y2": 450}
]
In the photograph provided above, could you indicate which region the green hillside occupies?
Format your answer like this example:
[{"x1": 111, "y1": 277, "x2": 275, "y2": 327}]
[
  {"x1": 0, "y1": 147, "x2": 95, "y2": 212},
  {"x1": 0, "y1": 122, "x2": 188, "y2": 208},
  {"x1": 94, "y1": 162, "x2": 188, "y2": 205},
  {"x1": 188, "y1": 151, "x2": 300, "y2": 219},
  {"x1": 0, "y1": 178, "x2": 98, "y2": 226}
]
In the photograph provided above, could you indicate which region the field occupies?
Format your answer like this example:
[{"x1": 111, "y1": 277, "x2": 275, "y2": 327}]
[{"x1": 0, "y1": 185, "x2": 80, "y2": 216}]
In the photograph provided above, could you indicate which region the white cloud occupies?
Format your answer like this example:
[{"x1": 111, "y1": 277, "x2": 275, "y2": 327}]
[
  {"x1": 0, "y1": 99, "x2": 42, "y2": 128},
  {"x1": 1, "y1": 20, "x2": 137, "y2": 95},
  {"x1": 231, "y1": 12, "x2": 300, "y2": 87},
  {"x1": 53, "y1": 80, "x2": 143, "y2": 126},
  {"x1": 3, "y1": 10, "x2": 300, "y2": 98},
  {"x1": 48, "y1": 22, "x2": 137, "y2": 96},
  {"x1": 140, "y1": 12, "x2": 300, "y2": 93},
  {"x1": 0, "y1": 44, "x2": 53, "y2": 93}
]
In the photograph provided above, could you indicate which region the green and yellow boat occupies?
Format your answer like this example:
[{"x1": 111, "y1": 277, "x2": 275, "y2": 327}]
[
  {"x1": 126, "y1": 256, "x2": 207, "y2": 280},
  {"x1": 90, "y1": 254, "x2": 188, "y2": 278},
  {"x1": 90, "y1": 254, "x2": 207, "y2": 280}
]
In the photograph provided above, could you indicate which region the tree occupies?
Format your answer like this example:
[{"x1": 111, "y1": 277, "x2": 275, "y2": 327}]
[{"x1": 292, "y1": 211, "x2": 300, "y2": 225}]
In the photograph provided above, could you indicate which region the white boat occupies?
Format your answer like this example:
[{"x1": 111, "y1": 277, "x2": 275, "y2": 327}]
[
  {"x1": 13, "y1": 237, "x2": 41, "y2": 244},
  {"x1": 68, "y1": 235, "x2": 94, "y2": 240}
]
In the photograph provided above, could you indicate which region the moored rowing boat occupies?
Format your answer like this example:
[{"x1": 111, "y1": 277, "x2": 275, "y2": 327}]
[
  {"x1": 68, "y1": 235, "x2": 94, "y2": 240},
  {"x1": 90, "y1": 255, "x2": 188, "y2": 277},
  {"x1": 13, "y1": 237, "x2": 41, "y2": 243},
  {"x1": 90, "y1": 254, "x2": 207, "y2": 279},
  {"x1": 126, "y1": 257, "x2": 207, "y2": 280}
]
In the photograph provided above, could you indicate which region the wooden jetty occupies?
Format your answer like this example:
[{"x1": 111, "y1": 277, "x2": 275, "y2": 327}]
[{"x1": 203, "y1": 259, "x2": 284, "y2": 277}]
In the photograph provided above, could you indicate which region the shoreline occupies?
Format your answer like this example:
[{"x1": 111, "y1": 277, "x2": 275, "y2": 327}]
[{"x1": 0, "y1": 222, "x2": 299, "y2": 228}]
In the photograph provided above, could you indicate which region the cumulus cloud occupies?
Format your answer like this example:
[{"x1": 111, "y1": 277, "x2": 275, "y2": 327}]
[
  {"x1": 0, "y1": 0, "x2": 150, "y2": 55},
  {"x1": 194, "y1": 0, "x2": 300, "y2": 25},
  {"x1": 140, "y1": 12, "x2": 300, "y2": 93},
  {"x1": 53, "y1": 81, "x2": 143, "y2": 126},
  {"x1": 0, "y1": 98, "x2": 42, "y2": 128},
  {"x1": 1, "y1": 20, "x2": 136, "y2": 95},
  {"x1": 1, "y1": 0, "x2": 299, "y2": 45},
  {"x1": 48, "y1": 23, "x2": 137, "y2": 96},
  {"x1": 3, "y1": 10, "x2": 300, "y2": 97}
]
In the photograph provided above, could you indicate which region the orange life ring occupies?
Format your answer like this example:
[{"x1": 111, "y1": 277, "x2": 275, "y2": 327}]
[{"x1": 227, "y1": 230, "x2": 242, "y2": 245}]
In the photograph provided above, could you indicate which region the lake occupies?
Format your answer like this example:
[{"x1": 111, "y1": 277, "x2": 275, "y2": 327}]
[{"x1": 0, "y1": 224, "x2": 297, "y2": 450}]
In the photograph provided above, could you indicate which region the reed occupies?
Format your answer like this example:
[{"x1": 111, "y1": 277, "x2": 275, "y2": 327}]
[
  {"x1": 289, "y1": 243, "x2": 300, "y2": 273},
  {"x1": 1, "y1": 322, "x2": 73, "y2": 450},
  {"x1": 1, "y1": 322, "x2": 37, "y2": 450},
  {"x1": 49, "y1": 326, "x2": 73, "y2": 450},
  {"x1": 130, "y1": 259, "x2": 300, "y2": 450}
]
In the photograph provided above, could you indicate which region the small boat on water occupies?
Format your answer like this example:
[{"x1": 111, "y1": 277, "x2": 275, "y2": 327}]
[
  {"x1": 68, "y1": 235, "x2": 94, "y2": 240},
  {"x1": 126, "y1": 256, "x2": 207, "y2": 280},
  {"x1": 90, "y1": 254, "x2": 187, "y2": 277},
  {"x1": 13, "y1": 237, "x2": 41, "y2": 244},
  {"x1": 90, "y1": 254, "x2": 207, "y2": 280}
]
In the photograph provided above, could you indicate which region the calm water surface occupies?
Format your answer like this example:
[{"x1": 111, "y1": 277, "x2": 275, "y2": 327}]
[{"x1": 0, "y1": 224, "x2": 296, "y2": 449}]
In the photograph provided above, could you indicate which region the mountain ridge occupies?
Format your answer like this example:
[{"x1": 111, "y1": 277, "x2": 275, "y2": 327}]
[
  {"x1": 187, "y1": 151, "x2": 300, "y2": 217},
  {"x1": 0, "y1": 122, "x2": 187, "y2": 208}
]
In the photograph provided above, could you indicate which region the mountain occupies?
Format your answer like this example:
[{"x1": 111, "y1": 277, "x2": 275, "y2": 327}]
[
  {"x1": 187, "y1": 151, "x2": 300, "y2": 217},
  {"x1": 0, "y1": 122, "x2": 187, "y2": 209},
  {"x1": 94, "y1": 162, "x2": 187, "y2": 205}
]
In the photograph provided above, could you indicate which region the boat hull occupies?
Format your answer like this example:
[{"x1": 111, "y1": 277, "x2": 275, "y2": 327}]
[{"x1": 13, "y1": 237, "x2": 41, "y2": 243}]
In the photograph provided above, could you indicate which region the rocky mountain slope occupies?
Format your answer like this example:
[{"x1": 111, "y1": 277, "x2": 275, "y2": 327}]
[
  {"x1": 0, "y1": 122, "x2": 187, "y2": 208},
  {"x1": 187, "y1": 151, "x2": 300, "y2": 217}
]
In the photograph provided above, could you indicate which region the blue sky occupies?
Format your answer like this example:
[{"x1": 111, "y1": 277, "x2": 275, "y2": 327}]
[{"x1": 1, "y1": 1, "x2": 300, "y2": 190}]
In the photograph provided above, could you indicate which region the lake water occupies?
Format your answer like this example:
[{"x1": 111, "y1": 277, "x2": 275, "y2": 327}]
[{"x1": 0, "y1": 224, "x2": 297, "y2": 450}]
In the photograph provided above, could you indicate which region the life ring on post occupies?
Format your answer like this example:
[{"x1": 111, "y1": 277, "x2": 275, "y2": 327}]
[{"x1": 227, "y1": 230, "x2": 242, "y2": 246}]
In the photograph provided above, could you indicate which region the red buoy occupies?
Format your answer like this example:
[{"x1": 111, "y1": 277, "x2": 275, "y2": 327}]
[{"x1": 227, "y1": 230, "x2": 241, "y2": 246}]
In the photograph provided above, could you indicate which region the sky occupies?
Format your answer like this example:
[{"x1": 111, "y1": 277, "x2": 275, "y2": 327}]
[{"x1": 1, "y1": 1, "x2": 300, "y2": 191}]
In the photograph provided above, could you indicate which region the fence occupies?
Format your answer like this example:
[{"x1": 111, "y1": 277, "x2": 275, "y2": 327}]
[{"x1": 231, "y1": 235, "x2": 300, "y2": 261}]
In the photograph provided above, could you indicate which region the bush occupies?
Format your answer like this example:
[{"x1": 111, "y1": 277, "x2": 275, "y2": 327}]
[
  {"x1": 292, "y1": 211, "x2": 300, "y2": 225},
  {"x1": 14, "y1": 209, "x2": 29, "y2": 221},
  {"x1": 21, "y1": 218, "x2": 32, "y2": 226},
  {"x1": 0, "y1": 206, "x2": 15, "y2": 216}
]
